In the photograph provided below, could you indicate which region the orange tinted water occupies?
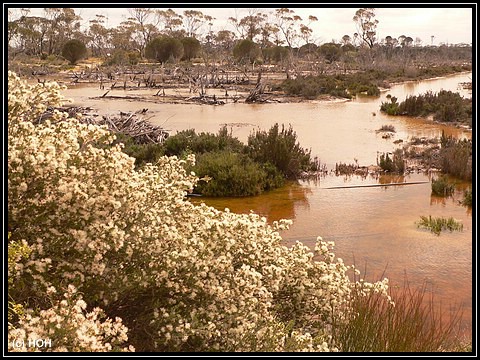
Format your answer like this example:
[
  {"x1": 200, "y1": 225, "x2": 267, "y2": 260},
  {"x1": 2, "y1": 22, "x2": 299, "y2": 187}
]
[{"x1": 63, "y1": 72, "x2": 473, "y2": 340}]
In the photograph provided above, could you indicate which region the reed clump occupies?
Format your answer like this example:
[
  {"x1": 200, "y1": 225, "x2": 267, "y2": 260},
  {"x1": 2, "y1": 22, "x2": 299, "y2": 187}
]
[
  {"x1": 460, "y1": 189, "x2": 472, "y2": 207},
  {"x1": 417, "y1": 215, "x2": 463, "y2": 236},
  {"x1": 431, "y1": 175, "x2": 456, "y2": 197}
]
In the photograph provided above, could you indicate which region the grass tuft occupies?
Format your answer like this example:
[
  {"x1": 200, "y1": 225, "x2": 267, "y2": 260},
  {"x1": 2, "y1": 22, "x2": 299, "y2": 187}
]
[
  {"x1": 332, "y1": 275, "x2": 465, "y2": 352},
  {"x1": 417, "y1": 215, "x2": 463, "y2": 236}
]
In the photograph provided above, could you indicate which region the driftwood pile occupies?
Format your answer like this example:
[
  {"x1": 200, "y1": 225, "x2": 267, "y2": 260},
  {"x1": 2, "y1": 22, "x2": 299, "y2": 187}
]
[
  {"x1": 99, "y1": 111, "x2": 169, "y2": 144},
  {"x1": 34, "y1": 106, "x2": 169, "y2": 144}
]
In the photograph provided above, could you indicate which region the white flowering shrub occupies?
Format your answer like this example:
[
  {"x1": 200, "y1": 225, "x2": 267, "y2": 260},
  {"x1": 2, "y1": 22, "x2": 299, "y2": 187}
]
[
  {"x1": 8, "y1": 71, "x2": 391, "y2": 352},
  {"x1": 8, "y1": 285, "x2": 134, "y2": 352}
]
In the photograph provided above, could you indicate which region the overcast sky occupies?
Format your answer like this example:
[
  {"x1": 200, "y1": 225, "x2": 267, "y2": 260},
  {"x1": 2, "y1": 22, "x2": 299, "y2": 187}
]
[{"x1": 10, "y1": 5, "x2": 473, "y2": 46}]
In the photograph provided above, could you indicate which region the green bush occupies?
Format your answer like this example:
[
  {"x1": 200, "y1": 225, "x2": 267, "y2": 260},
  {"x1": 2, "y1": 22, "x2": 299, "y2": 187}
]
[
  {"x1": 162, "y1": 127, "x2": 244, "y2": 157},
  {"x1": 105, "y1": 50, "x2": 140, "y2": 66},
  {"x1": 380, "y1": 95, "x2": 399, "y2": 115},
  {"x1": 61, "y1": 39, "x2": 87, "y2": 65},
  {"x1": 318, "y1": 42, "x2": 342, "y2": 63},
  {"x1": 381, "y1": 90, "x2": 471, "y2": 125},
  {"x1": 104, "y1": 133, "x2": 165, "y2": 169},
  {"x1": 247, "y1": 123, "x2": 318, "y2": 179},
  {"x1": 439, "y1": 133, "x2": 472, "y2": 180},
  {"x1": 377, "y1": 149, "x2": 405, "y2": 174},
  {"x1": 262, "y1": 46, "x2": 289, "y2": 64},
  {"x1": 145, "y1": 36, "x2": 184, "y2": 64},
  {"x1": 282, "y1": 72, "x2": 382, "y2": 99},
  {"x1": 180, "y1": 37, "x2": 201, "y2": 61},
  {"x1": 193, "y1": 151, "x2": 281, "y2": 197},
  {"x1": 233, "y1": 39, "x2": 261, "y2": 64},
  {"x1": 431, "y1": 175, "x2": 455, "y2": 197}
]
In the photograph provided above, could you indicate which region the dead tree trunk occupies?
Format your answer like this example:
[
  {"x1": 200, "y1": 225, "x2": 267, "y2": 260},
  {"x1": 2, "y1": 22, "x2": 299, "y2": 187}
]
[{"x1": 245, "y1": 70, "x2": 265, "y2": 103}]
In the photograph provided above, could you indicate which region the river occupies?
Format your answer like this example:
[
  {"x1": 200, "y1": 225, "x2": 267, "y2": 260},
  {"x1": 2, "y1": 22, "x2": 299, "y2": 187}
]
[{"x1": 62, "y1": 71, "x2": 473, "y2": 340}]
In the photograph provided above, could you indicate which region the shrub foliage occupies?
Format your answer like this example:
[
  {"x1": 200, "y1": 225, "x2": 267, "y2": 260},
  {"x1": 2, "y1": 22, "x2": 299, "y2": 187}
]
[
  {"x1": 247, "y1": 123, "x2": 319, "y2": 179},
  {"x1": 61, "y1": 39, "x2": 87, "y2": 65},
  {"x1": 145, "y1": 36, "x2": 184, "y2": 63},
  {"x1": 381, "y1": 90, "x2": 471, "y2": 125}
]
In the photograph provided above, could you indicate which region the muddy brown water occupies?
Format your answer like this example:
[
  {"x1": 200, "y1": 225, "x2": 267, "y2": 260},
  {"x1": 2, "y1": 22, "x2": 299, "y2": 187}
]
[{"x1": 61, "y1": 72, "x2": 473, "y2": 340}]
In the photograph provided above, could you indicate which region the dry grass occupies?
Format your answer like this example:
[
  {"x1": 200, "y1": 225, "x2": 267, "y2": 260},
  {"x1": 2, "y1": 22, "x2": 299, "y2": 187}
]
[{"x1": 332, "y1": 274, "x2": 465, "y2": 352}]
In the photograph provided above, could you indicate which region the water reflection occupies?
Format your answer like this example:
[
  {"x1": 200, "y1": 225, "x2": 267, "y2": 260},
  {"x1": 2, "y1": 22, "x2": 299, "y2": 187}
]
[
  {"x1": 378, "y1": 174, "x2": 406, "y2": 184},
  {"x1": 430, "y1": 195, "x2": 448, "y2": 207},
  {"x1": 189, "y1": 181, "x2": 311, "y2": 223}
]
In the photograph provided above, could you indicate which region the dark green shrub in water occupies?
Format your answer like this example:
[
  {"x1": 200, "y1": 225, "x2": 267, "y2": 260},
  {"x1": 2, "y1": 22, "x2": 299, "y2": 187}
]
[
  {"x1": 163, "y1": 127, "x2": 244, "y2": 156},
  {"x1": 382, "y1": 90, "x2": 471, "y2": 125},
  {"x1": 378, "y1": 149, "x2": 405, "y2": 174},
  {"x1": 439, "y1": 132, "x2": 472, "y2": 181},
  {"x1": 431, "y1": 175, "x2": 455, "y2": 197},
  {"x1": 380, "y1": 95, "x2": 399, "y2": 115},
  {"x1": 247, "y1": 123, "x2": 318, "y2": 179},
  {"x1": 193, "y1": 151, "x2": 283, "y2": 197},
  {"x1": 282, "y1": 75, "x2": 351, "y2": 99},
  {"x1": 377, "y1": 124, "x2": 396, "y2": 132}
]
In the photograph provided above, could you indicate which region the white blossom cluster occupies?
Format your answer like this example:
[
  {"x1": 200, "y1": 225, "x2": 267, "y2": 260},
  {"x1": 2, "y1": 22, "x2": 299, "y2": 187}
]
[
  {"x1": 8, "y1": 284, "x2": 134, "y2": 352},
  {"x1": 8, "y1": 71, "x2": 392, "y2": 352}
]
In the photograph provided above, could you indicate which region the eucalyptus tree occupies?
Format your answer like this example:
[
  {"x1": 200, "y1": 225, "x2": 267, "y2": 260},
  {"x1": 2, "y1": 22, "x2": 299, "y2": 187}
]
[
  {"x1": 272, "y1": 8, "x2": 303, "y2": 50},
  {"x1": 10, "y1": 14, "x2": 47, "y2": 56},
  {"x1": 260, "y1": 23, "x2": 280, "y2": 48},
  {"x1": 151, "y1": 8, "x2": 184, "y2": 38},
  {"x1": 8, "y1": 8, "x2": 81, "y2": 57},
  {"x1": 352, "y1": 8, "x2": 378, "y2": 48},
  {"x1": 127, "y1": 8, "x2": 162, "y2": 57},
  {"x1": 382, "y1": 35, "x2": 396, "y2": 59},
  {"x1": 214, "y1": 30, "x2": 236, "y2": 51},
  {"x1": 229, "y1": 9, "x2": 268, "y2": 42},
  {"x1": 211, "y1": 30, "x2": 236, "y2": 65},
  {"x1": 7, "y1": 8, "x2": 27, "y2": 53},
  {"x1": 299, "y1": 15, "x2": 318, "y2": 46},
  {"x1": 110, "y1": 19, "x2": 137, "y2": 52},
  {"x1": 182, "y1": 10, "x2": 213, "y2": 38},
  {"x1": 43, "y1": 8, "x2": 82, "y2": 55},
  {"x1": 87, "y1": 14, "x2": 111, "y2": 57}
]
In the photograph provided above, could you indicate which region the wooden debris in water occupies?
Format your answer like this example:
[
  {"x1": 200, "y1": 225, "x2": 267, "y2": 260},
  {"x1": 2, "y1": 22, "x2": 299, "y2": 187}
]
[
  {"x1": 34, "y1": 106, "x2": 169, "y2": 144},
  {"x1": 99, "y1": 112, "x2": 169, "y2": 144}
]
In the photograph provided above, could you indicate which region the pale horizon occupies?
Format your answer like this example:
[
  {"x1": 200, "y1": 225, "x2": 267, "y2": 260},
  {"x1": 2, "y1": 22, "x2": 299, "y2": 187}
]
[{"x1": 8, "y1": 6, "x2": 474, "y2": 46}]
